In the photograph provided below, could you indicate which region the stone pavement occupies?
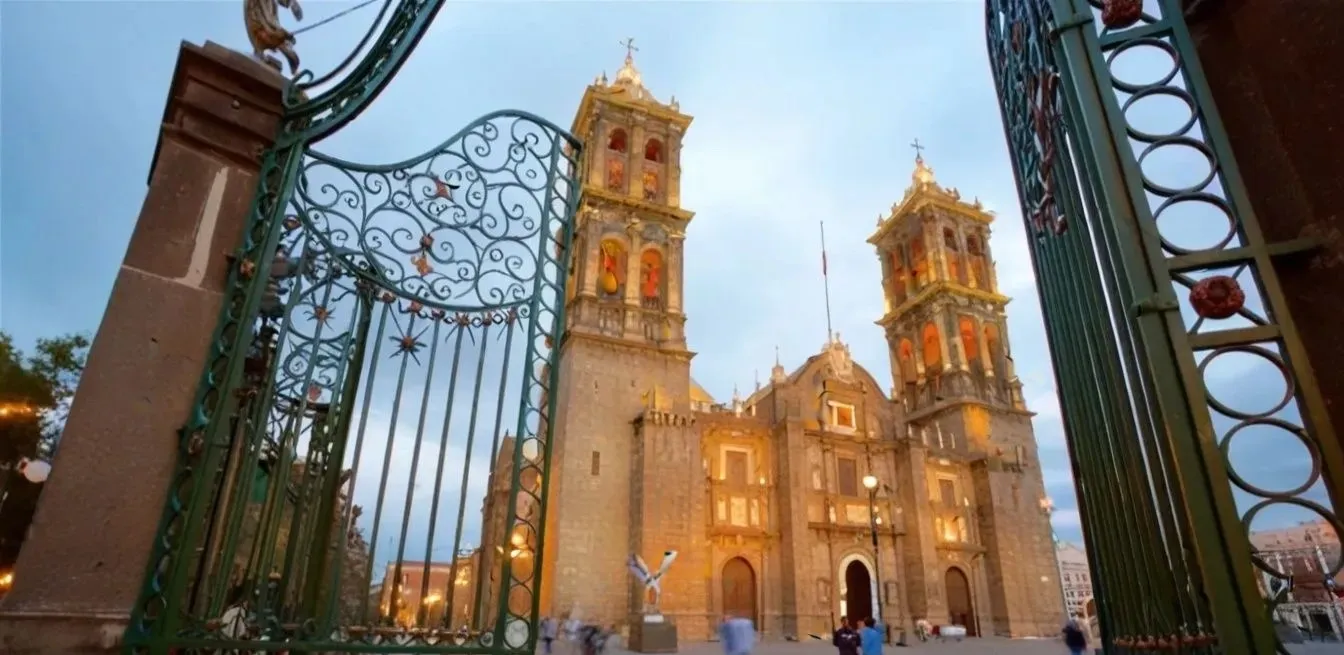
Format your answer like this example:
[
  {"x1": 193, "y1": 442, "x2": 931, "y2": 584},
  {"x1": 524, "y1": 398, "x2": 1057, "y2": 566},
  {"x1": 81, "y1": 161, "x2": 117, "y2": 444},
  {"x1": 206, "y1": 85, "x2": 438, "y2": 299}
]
[{"x1": 585, "y1": 636, "x2": 1344, "y2": 655}]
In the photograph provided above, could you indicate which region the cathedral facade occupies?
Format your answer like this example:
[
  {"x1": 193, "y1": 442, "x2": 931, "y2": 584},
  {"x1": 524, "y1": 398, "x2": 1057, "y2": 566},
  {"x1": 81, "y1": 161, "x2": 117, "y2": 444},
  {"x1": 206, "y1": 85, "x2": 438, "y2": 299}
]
[{"x1": 480, "y1": 51, "x2": 1065, "y2": 642}]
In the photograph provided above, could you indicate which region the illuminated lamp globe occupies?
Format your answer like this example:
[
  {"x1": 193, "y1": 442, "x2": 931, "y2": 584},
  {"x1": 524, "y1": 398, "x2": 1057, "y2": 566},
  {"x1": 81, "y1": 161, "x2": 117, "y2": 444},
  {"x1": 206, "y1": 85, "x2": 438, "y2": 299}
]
[
  {"x1": 600, "y1": 271, "x2": 619, "y2": 294},
  {"x1": 18, "y1": 458, "x2": 51, "y2": 484},
  {"x1": 862, "y1": 475, "x2": 879, "y2": 491}
]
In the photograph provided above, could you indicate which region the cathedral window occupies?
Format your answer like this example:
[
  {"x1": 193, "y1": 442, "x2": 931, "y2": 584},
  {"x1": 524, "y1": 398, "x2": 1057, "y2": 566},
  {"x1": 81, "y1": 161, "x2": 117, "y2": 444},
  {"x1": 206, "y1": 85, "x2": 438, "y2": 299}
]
[
  {"x1": 967, "y1": 235, "x2": 990, "y2": 290},
  {"x1": 591, "y1": 451, "x2": 601, "y2": 476},
  {"x1": 958, "y1": 317, "x2": 979, "y2": 370},
  {"x1": 938, "y1": 478, "x2": 958, "y2": 508},
  {"x1": 723, "y1": 449, "x2": 749, "y2": 485},
  {"x1": 910, "y1": 236, "x2": 928, "y2": 286},
  {"x1": 897, "y1": 339, "x2": 918, "y2": 385},
  {"x1": 836, "y1": 457, "x2": 859, "y2": 496},
  {"x1": 642, "y1": 169, "x2": 660, "y2": 202},
  {"x1": 606, "y1": 158, "x2": 625, "y2": 191},
  {"x1": 607, "y1": 128, "x2": 628, "y2": 153},
  {"x1": 598, "y1": 239, "x2": 627, "y2": 299},
  {"x1": 639, "y1": 248, "x2": 663, "y2": 308},
  {"x1": 644, "y1": 138, "x2": 664, "y2": 162},
  {"x1": 889, "y1": 247, "x2": 907, "y2": 305},
  {"x1": 921, "y1": 323, "x2": 943, "y2": 373},
  {"x1": 984, "y1": 323, "x2": 1005, "y2": 375},
  {"x1": 829, "y1": 401, "x2": 857, "y2": 431},
  {"x1": 943, "y1": 227, "x2": 963, "y2": 284}
]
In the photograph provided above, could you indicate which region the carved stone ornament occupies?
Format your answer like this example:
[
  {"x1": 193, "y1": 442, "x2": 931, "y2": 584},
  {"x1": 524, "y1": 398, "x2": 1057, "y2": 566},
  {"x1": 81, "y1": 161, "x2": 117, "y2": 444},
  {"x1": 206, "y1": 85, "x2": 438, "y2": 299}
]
[
  {"x1": 246, "y1": 0, "x2": 305, "y2": 75},
  {"x1": 1189, "y1": 275, "x2": 1246, "y2": 319},
  {"x1": 641, "y1": 222, "x2": 668, "y2": 244}
]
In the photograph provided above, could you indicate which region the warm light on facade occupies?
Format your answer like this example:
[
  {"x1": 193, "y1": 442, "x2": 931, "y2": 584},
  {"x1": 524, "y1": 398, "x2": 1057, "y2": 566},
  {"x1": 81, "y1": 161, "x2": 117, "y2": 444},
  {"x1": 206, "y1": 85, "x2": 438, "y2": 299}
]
[
  {"x1": 0, "y1": 404, "x2": 36, "y2": 419},
  {"x1": 0, "y1": 572, "x2": 12, "y2": 588}
]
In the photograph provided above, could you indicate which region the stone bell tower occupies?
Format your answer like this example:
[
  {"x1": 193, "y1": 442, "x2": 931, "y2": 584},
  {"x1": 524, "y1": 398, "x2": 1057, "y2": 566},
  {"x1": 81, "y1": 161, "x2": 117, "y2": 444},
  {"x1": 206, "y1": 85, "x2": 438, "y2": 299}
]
[
  {"x1": 868, "y1": 150, "x2": 1063, "y2": 636},
  {"x1": 539, "y1": 42, "x2": 698, "y2": 628}
]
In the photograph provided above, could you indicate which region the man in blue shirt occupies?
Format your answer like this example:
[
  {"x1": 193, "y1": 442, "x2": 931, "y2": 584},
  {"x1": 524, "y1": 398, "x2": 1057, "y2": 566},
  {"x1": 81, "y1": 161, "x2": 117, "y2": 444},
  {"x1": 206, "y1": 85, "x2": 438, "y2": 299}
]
[{"x1": 859, "y1": 617, "x2": 885, "y2": 655}]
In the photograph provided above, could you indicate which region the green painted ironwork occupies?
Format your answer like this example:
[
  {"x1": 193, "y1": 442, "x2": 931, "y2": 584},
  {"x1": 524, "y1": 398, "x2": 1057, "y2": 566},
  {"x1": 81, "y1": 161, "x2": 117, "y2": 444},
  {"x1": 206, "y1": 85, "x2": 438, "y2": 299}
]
[
  {"x1": 123, "y1": 2, "x2": 583, "y2": 651},
  {"x1": 985, "y1": 0, "x2": 1343, "y2": 652}
]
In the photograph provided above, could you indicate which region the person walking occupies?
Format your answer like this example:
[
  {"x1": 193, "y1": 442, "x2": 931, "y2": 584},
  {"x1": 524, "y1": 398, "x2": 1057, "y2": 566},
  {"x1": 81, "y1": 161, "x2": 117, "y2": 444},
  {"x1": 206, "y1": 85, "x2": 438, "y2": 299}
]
[
  {"x1": 833, "y1": 616, "x2": 861, "y2": 655},
  {"x1": 541, "y1": 616, "x2": 558, "y2": 655},
  {"x1": 1063, "y1": 616, "x2": 1088, "y2": 655},
  {"x1": 859, "y1": 617, "x2": 885, "y2": 655},
  {"x1": 719, "y1": 613, "x2": 757, "y2": 655}
]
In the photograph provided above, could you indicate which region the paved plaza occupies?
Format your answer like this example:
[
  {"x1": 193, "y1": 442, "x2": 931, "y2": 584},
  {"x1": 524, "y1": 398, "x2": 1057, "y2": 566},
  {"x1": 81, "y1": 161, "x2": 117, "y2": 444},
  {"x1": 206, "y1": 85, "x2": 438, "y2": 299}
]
[{"x1": 578, "y1": 636, "x2": 1344, "y2": 655}]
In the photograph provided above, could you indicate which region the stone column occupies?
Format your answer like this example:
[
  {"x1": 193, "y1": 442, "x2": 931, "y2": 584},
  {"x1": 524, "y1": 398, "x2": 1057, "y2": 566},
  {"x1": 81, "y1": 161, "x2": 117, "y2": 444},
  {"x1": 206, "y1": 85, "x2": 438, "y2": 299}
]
[
  {"x1": 624, "y1": 223, "x2": 643, "y2": 306},
  {"x1": 949, "y1": 310, "x2": 969, "y2": 371},
  {"x1": 0, "y1": 42, "x2": 285, "y2": 652},
  {"x1": 979, "y1": 317, "x2": 996, "y2": 377},
  {"x1": 667, "y1": 232, "x2": 685, "y2": 315},
  {"x1": 627, "y1": 114, "x2": 647, "y2": 202},
  {"x1": 934, "y1": 224, "x2": 951, "y2": 282},
  {"x1": 590, "y1": 116, "x2": 608, "y2": 190},
  {"x1": 580, "y1": 216, "x2": 601, "y2": 297},
  {"x1": 934, "y1": 312, "x2": 953, "y2": 372},
  {"x1": 667, "y1": 127, "x2": 684, "y2": 208}
]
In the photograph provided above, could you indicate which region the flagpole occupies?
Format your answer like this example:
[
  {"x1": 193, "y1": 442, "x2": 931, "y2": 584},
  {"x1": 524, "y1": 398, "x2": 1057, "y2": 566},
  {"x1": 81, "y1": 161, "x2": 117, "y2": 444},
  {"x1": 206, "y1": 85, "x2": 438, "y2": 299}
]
[{"x1": 820, "y1": 221, "x2": 834, "y2": 345}]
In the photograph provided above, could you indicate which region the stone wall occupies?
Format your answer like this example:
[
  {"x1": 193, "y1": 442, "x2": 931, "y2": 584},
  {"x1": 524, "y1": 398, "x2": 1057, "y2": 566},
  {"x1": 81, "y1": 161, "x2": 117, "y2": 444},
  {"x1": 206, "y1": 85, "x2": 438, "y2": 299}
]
[{"x1": 540, "y1": 335, "x2": 690, "y2": 628}]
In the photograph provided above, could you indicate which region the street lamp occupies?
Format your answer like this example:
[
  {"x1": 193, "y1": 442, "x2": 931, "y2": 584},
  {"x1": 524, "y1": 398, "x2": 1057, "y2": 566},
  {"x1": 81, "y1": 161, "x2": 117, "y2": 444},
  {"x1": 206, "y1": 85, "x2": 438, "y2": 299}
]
[{"x1": 862, "y1": 474, "x2": 886, "y2": 640}]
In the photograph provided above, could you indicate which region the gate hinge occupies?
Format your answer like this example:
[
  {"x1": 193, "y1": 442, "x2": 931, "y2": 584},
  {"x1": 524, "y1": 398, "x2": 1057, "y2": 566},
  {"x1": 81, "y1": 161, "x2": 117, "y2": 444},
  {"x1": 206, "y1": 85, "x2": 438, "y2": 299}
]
[
  {"x1": 1050, "y1": 12, "x2": 1095, "y2": 41},
  {"x1": 1134, "y1": 295, "x2": 1179, "y2": 316}
]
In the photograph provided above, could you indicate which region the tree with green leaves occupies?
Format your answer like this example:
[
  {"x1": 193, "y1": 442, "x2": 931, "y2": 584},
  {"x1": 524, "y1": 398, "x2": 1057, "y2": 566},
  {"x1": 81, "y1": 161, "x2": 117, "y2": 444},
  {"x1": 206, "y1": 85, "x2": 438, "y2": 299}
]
[{"x1": 0, "y1": 330, "x2": 90, "y2": 569}]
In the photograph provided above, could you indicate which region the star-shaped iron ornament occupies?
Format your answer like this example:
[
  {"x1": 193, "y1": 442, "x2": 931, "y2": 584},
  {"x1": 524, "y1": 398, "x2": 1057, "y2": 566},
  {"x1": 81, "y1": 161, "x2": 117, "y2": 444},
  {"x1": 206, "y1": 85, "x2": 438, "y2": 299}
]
[
  {"x1": 391, "y1": 325, "x2": 431, "y2": 363},
  {"x1": 307, "y1": 305, "x2": 332, "y2": 326}
]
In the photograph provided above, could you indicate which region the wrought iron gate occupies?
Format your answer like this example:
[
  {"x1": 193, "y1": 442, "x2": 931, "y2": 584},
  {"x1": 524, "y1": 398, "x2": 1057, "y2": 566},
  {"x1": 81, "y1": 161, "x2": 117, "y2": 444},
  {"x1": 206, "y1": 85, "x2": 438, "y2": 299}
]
[
  {"x1": 986, "y1": 0, "x2": 1343, "y2": 653},
  {"x1": 124, "y1": 4, "x2": 583, "y2": 652}
]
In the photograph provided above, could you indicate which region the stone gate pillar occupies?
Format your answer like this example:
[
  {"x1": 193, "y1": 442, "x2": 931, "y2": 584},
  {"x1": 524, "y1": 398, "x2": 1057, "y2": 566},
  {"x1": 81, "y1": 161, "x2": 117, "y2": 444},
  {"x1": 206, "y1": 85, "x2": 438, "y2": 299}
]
[{"x1": 0, "y1": 41, "x2": 285, "y2": 653}]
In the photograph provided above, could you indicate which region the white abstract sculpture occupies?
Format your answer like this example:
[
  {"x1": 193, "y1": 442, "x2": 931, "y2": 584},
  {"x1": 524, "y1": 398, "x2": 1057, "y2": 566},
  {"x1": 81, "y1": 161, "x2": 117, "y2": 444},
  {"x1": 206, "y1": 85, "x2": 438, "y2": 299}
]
[{"x1": 628, "y1": 550, "x2": 678, "y2": 615}]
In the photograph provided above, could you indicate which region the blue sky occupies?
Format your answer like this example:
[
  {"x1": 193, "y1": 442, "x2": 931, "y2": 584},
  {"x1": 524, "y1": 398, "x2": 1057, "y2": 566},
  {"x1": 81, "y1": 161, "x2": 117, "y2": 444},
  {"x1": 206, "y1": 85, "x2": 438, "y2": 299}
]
[{"x1": 1, "y1": 0, "x2": 1329, "y2": 584}]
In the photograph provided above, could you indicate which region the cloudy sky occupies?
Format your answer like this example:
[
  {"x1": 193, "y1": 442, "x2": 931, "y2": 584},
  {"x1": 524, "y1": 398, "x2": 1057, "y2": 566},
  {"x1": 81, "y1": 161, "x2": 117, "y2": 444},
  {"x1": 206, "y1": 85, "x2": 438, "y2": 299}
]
[{"x1": 1, "y1": 0, "x2": 1328, "y2": 587}]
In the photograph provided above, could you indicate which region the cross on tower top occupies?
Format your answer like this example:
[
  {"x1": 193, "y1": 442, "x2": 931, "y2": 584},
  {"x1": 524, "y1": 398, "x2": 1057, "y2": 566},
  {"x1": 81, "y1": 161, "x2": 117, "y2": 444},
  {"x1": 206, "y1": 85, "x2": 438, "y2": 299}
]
[
  {"x1": 621, "y1": 37, "x2": 639, "y2": 60},
  {"x1": 910, "y1": 139, "x2": 926, "y2": 160}
]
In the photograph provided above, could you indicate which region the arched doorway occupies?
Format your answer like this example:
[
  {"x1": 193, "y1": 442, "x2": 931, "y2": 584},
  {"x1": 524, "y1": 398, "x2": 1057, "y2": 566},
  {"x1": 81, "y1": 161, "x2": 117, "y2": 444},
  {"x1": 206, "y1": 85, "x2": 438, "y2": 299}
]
[
  {"x1": 722, "y1": 557, "x2": 757, "y2": 625},
  {"x1": 843, "y1": 560, "x2": 873, "y2": 624},
  {"x1": 944, "y1": 567, "x2": 975, "y2": 636}
]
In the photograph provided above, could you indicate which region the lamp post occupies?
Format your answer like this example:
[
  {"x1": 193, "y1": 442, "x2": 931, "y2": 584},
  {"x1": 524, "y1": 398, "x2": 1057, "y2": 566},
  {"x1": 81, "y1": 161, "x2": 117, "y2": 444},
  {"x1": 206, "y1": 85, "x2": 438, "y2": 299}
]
[
  {"x1": 1039, "y1": 497, "x2": 1070, "y2": 630},
  {"x1": 862, "y1": 474, "x2": 886, "y2": 640}
]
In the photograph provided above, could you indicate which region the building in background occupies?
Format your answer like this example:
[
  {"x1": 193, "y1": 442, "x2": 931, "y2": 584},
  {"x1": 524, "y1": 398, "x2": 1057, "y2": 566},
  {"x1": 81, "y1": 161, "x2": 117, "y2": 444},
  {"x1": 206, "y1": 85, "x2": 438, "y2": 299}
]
[
  {"x1": 377, "y1": 552, "x2": 479, "y2": 630},
  {"x1": 480, "y1": 49, "x2": 1064, "y2": 640},
  {"x1": 1056, "y1": 543, "x2": 1094, "y2": 622},
  {"x1": 1249, "y1": 520, "x2": 1343, "y2": 638}
]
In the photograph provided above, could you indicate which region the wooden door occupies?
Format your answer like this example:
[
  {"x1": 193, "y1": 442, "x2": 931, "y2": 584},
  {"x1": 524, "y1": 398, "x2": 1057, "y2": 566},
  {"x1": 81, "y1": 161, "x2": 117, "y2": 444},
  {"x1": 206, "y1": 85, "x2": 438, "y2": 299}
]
[
  {"x1": 722, "y1": 557, "x2": 757, "y2": 624},
  {"x1": 944, "y1": 567, "x2": 975, "y2": 636}
]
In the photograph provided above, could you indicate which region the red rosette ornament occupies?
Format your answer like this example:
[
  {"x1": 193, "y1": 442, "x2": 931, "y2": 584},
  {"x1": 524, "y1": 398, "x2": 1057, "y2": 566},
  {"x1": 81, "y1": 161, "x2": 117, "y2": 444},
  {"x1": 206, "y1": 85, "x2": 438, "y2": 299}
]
[
  {"x1": 1189, "y1": 275, "x2": 1246, "y2": 320},
  {"x1": 1101, "y1": 0, "x2": 1143, "y2": 29}
]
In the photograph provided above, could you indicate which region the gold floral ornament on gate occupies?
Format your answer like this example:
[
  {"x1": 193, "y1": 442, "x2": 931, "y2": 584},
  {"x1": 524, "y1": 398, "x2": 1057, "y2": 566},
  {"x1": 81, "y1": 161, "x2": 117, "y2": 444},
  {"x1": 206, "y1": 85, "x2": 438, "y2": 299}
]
[{"x1": 245, "y1": 0, "x2": 304, "y2": 75}]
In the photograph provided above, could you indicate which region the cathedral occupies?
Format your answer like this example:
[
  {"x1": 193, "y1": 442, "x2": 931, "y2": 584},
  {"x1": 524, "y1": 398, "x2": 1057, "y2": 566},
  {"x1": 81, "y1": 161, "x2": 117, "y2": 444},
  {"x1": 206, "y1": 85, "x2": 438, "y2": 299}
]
[{"x1": 479, "y1": 48, "x2": 1065, "y2": 642}]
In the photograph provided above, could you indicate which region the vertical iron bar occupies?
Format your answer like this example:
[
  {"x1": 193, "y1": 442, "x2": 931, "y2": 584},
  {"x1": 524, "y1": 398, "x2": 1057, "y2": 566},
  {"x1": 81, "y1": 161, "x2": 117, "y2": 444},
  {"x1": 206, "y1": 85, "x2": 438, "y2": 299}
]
[{"x1": 441, "y1": 317, "x2": 497, "y2": 628}]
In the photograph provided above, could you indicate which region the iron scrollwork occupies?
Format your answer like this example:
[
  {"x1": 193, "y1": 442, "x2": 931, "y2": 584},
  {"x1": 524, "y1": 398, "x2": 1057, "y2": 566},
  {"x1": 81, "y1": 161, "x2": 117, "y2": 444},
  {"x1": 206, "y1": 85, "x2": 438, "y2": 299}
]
[{"x1": 128, "y1": 36, "x2": 583, "y2": 650}]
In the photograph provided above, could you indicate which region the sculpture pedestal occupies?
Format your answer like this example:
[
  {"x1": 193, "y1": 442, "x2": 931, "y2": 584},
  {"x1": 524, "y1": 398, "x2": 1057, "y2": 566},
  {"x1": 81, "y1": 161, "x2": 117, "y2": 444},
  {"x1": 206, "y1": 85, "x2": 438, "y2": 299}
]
[{"x1": 629, "y1": 615, "x2": 678, "y2": 653}]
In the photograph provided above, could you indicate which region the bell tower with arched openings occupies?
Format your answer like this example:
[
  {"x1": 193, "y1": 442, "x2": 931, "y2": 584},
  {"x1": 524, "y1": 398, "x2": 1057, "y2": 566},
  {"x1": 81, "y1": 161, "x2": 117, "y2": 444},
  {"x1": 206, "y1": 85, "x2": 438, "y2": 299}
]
[
  {"x1": 869, "y1": 148, "x2": 1024, "y2": 423},
  {"x1": 538, "y1": 41, "x2": 699, "y2": 628},
  {"x1": 868, "y1": 148, "x2": 1064, "y2": 637}
]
